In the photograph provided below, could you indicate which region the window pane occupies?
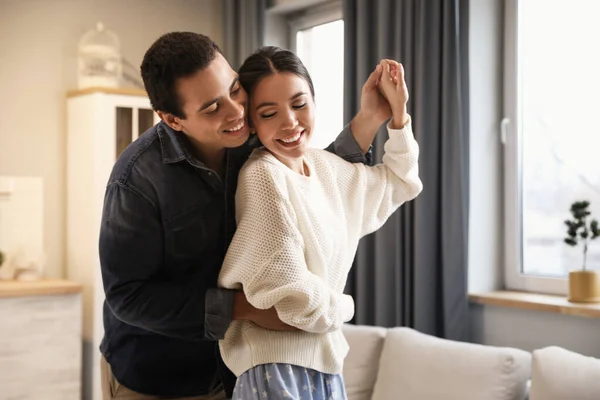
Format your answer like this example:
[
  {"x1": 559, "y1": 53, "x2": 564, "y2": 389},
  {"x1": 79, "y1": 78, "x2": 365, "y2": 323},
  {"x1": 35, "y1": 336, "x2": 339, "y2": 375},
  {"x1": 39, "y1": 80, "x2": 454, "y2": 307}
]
[
  {"x1": 116, "y1": 107, "x2": 133, "y2": 157},
  {"x1": 138, "y1": 108, "x2": 155, "y2": 136},
  {"x1": 296, "y1": 19, "x2": 344, "y2": 149},
  {"x1": 521, "y1": 0, "x2": 600, "y2": 276}
]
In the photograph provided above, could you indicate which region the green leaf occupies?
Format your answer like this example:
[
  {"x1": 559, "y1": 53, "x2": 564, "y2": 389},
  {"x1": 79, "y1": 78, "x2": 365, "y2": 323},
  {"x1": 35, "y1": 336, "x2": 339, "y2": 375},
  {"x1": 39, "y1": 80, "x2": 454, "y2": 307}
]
[
  {"x1": 574, "y1": 200, "x2": 591, "y2": 209},
  {"x1": 565, "y1": 238, "x2": 578, "y2": 246}
]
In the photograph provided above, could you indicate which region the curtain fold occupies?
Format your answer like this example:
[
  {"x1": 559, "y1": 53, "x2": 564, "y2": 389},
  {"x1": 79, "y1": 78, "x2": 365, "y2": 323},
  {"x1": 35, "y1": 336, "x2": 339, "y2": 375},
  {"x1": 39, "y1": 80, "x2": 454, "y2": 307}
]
[
  {"x1": 222, "y1": 0, "x2": 267, "y2": 69},
  {"x1": 343, "y1": 0, "x2": 471, "y2": 341}
]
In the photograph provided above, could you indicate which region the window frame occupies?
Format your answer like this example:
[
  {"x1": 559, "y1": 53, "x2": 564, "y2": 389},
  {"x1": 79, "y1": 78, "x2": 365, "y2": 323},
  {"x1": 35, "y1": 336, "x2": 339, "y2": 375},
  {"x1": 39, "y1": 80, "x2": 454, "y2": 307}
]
[
  {"x1": 285, "y1": 1, "x2": 344, "y2": 149},
  {"x1": 287, "y1": 1, "x2": 342, "y2": 53},
  {"x1": 503, "y1": 0, "x2": 568, "y2": 295}
]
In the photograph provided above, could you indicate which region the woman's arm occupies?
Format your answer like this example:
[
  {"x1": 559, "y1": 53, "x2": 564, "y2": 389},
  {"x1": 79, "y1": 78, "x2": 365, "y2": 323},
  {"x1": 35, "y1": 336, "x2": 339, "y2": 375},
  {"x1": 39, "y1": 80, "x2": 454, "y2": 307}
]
[
  {"x1": 351, "y1": 120, "x2": 422, "y2": 237},
  {"x1": 346, "y1": 61, "x2": 423, "y2": 236}
]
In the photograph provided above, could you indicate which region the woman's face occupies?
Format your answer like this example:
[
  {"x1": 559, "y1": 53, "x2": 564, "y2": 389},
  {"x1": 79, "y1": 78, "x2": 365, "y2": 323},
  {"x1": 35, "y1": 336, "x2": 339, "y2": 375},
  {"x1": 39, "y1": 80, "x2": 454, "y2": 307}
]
[{"x1": 249, "y1": 72, "x2": 315, "y2": 162}]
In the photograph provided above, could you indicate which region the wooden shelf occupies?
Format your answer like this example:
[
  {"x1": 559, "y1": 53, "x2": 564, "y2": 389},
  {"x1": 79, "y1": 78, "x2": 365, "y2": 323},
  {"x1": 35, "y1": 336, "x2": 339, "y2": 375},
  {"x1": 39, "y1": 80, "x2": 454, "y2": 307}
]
[
  {"x1": 0, "y1": 279, "x2": 83, "y2": 298},
  {"x1": 469, "y1": 290, "x2": 600, "y2": 319},
  {"x1": 66, "y1": 86, "x2": 148, "y2": 98}
]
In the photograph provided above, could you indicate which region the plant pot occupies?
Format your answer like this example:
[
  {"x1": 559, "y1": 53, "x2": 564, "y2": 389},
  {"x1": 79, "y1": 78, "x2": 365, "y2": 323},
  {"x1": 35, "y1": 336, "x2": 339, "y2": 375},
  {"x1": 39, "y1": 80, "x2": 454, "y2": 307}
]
[{"x1": 568, "y1": 270, "x2": 600, "y2": 303}]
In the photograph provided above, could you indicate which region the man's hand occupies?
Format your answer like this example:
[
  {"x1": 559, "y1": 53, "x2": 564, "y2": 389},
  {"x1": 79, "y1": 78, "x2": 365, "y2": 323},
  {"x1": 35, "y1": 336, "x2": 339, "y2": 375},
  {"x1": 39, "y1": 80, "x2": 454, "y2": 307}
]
[
  {"x1": 349, "y1": 62, "x2": 396, "y2": 154},
  {"x1": 360, "y1": 63, "x2": 393, "y2": 125},
  {"x1": 232, "y1": 291, "x2": 298, "y2": 331},
  {"x1": 378, "y1": 60, "x2": 409, "y2": 129}
]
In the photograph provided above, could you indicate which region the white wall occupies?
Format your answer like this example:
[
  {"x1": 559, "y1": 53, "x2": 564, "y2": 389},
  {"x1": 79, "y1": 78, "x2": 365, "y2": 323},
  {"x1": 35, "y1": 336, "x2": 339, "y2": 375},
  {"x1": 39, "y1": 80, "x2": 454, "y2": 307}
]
[
  {"x1": 0, "y1": 0, "x2": 222, "y2": 280},
  {"x1": 468, "y1": 0, "x2": 600, "y2": 357},
  {"x1": 470, "y1": 304, "x2": 600, "y2": 358}
]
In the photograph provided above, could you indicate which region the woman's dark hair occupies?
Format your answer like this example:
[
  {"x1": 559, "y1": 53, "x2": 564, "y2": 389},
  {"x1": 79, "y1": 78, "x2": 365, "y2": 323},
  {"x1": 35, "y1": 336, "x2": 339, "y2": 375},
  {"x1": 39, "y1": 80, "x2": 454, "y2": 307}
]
[
  {"x1": 238, "y1": 46, "x2": 315, "y2": 100},
  {"x1": 141, "y1": 32, "x2": 222, "y2": 119}
]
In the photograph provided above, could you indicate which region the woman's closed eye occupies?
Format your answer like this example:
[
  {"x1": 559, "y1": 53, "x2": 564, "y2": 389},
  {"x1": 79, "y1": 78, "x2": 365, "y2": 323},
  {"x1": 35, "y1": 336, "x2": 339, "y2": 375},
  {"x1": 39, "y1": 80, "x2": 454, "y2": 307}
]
[
  {"x1": 259, "y1": 111, "x2": 276, "y2": 119},
  {"x1": 260, "y1": 103, "x2": 307, "y2": 119}
]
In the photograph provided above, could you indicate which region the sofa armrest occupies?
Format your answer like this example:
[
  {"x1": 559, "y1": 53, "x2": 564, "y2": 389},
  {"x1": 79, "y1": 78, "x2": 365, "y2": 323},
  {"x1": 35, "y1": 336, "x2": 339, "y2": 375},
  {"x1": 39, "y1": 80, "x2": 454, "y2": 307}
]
[{"x1": 530, "y1": 346, "x2": 600, "y2": 400}]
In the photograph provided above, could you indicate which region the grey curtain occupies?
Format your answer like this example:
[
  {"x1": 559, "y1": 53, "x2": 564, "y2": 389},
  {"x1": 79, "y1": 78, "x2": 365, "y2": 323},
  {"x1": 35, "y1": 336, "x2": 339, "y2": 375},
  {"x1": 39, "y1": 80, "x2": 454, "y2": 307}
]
[
  {"x1": 222, "y1": 0, "x2": 267, "y2": 69},
  {"x1": 344, "y1": 0, "x2": 470, "y2": 341}
]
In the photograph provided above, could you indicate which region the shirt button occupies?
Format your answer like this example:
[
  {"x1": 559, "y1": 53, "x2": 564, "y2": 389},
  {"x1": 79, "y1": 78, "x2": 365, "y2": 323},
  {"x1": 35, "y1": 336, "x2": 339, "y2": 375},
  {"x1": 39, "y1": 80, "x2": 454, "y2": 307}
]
[{"x1": 207, "y1": 172, "x2": 213, "y2": 176}]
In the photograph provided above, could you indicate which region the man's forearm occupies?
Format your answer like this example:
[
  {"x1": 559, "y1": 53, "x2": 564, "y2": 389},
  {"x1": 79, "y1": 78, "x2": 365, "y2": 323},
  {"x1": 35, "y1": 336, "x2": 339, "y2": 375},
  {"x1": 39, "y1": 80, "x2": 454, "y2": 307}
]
[
  {"x1": 206, "y1": 289, "x2": 297, "y2": 339},
  {"x1": 349, "y1": 110, "x2": 387, "y2": 154}
]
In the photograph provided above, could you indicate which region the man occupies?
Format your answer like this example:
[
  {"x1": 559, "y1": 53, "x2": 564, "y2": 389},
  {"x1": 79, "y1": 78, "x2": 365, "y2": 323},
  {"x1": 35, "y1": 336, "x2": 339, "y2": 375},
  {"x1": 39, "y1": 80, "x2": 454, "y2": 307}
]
[{"x1": 99, "y1": 32, "x2": 391, "y2": 400}]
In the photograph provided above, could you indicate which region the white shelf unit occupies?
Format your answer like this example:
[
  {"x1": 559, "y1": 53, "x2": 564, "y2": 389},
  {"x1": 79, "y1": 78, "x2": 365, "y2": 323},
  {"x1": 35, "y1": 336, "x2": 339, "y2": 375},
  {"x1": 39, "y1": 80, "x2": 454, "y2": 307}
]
[{"x1": 66, "y1": 87, "x2": 159, "y2": 400}]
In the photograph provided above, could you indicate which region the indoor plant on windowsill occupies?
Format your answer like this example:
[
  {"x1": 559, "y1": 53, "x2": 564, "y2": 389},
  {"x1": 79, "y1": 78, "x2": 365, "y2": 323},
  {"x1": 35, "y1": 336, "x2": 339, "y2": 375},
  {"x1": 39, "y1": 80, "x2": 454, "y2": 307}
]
[
  {"x1": 0, "y1": 249, "x2": 8, "y2": 280},
  {"x1": 564, "y1": 201, "x2": 600, "y2": 303}
]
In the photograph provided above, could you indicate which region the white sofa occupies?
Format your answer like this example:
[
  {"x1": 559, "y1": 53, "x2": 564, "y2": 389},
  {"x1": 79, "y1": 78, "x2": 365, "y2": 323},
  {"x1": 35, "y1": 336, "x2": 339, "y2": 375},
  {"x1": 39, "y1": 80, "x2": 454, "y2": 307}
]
[
  {"x1": 529, "y1": 346, "x2": 600, "y2": 400},
  {"x1": 342, "y1": 324, "x2": 600, "y2": 400}
]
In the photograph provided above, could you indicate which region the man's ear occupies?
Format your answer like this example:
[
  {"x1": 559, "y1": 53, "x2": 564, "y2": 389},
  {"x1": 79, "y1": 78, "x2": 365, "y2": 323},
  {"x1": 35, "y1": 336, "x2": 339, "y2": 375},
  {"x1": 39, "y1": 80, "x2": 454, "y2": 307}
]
[{"x1": 157, "y1": 111, "x2": 184, "y2": 132}]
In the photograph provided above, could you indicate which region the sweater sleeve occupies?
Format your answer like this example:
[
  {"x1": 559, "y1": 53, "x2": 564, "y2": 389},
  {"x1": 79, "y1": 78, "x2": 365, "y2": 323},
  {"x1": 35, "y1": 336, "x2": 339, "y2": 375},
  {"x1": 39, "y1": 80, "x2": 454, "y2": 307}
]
[
  {"x1": 352, "y1": 118, "x2": 423, "y2": 237},
  {"x1": 218, "y1": 161, "x2": 355, "y2": 333}
]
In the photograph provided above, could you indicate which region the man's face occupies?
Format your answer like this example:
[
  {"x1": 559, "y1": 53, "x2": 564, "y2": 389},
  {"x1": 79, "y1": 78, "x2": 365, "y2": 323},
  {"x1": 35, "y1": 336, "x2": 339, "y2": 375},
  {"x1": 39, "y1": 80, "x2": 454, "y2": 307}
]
[{"x1": 159, "y1": 53, "x2": 250, "y2": 153}]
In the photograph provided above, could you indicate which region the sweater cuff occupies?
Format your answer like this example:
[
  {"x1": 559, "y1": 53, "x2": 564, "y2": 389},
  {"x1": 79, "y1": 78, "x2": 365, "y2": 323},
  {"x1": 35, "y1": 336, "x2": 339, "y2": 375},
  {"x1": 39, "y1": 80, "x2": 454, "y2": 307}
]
[
  {"x1": 386, "y1": 116, "x2": 416, "y2": 149},
  {"x1": 341, "y1": 294, "x2": 356, "y2": 323},
  {"x1": 386, "y1": 114, "x2": 412, "y2": 133},
  {"x1": 204, "y1": 288, "x2": 235, "y2": 340}
]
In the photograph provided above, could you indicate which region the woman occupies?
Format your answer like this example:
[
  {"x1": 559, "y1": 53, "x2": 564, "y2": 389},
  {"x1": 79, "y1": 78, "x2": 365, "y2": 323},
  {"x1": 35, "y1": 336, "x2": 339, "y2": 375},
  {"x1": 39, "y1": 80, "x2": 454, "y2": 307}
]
[{"x1": 218, "y1": 46, "x2": 422, "y2": 399}]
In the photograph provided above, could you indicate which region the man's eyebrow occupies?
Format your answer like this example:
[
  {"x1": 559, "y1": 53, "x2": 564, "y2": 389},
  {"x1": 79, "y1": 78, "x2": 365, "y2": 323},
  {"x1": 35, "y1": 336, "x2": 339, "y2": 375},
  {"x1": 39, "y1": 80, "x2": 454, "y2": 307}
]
[
  {"x1": 199, "y1": 78, "x2": 241, "y2": 112},
  {"x1": 229, "y1": 77, "x2": 240, "y2": 91},
  {"x1": 256, "y1": 91, "x2": 307, "y2": 110}
]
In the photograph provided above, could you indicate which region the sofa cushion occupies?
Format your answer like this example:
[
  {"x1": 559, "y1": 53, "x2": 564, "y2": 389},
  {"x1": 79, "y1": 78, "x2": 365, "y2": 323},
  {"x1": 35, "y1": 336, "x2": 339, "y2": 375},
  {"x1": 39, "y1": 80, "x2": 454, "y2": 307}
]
[
  {"x1": 371, "y1": 327, "x2": 531, "y2": 400},
  {"x1": 342, "y1": 324, "x2": 387, "y2": 400},
  {"x1": 530, "y1": 346, "x2": 600, "y2": 400}
]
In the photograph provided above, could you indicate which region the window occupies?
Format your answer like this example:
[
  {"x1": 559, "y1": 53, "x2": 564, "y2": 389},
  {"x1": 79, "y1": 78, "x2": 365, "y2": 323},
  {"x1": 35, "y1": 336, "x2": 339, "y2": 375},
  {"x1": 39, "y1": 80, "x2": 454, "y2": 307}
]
[
  {"x1": 504, "y1": 0, "x2": 600, "y2": 293},
  {"x1": 289, "y1": 3, "x2": 344, "y2": 149}
]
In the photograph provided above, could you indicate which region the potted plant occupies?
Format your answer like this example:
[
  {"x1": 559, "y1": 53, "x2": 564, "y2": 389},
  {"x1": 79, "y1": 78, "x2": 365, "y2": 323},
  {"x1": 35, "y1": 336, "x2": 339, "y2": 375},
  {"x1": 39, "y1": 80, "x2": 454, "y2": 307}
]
[
  {"x1": 0, "y1": 249, "x2": 8, "y2": 280},
  {"x1": 564, "y1": 201, "x2": 600, "y2": 303}
]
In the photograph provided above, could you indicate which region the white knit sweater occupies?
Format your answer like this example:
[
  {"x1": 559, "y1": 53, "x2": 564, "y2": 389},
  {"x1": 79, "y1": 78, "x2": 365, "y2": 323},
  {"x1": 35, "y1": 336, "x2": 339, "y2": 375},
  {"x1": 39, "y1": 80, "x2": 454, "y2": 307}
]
[{"x1": 218, "y1": 121, "x2": 422, "y2": 377}]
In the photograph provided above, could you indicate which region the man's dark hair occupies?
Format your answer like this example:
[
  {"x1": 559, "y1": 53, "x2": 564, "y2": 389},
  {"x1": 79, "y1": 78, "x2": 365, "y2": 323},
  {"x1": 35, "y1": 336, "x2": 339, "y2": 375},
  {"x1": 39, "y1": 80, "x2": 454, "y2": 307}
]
[
  {"x1": 141, "y1": 32, "x2": 222, "y2": 119},
  {"x1": 238, "y1": 46, "x2": 315, "y2": 101}
]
